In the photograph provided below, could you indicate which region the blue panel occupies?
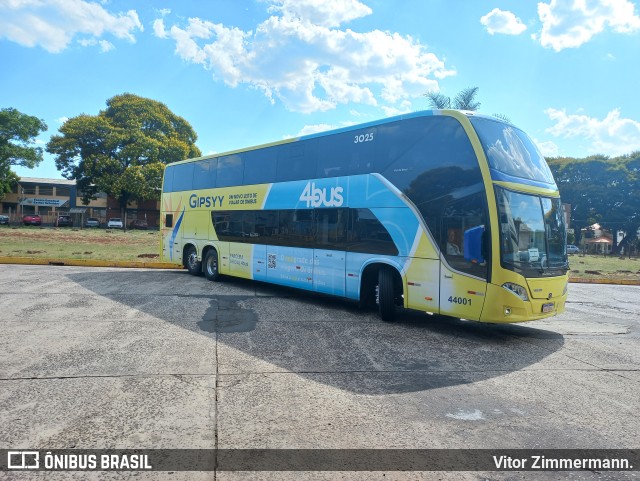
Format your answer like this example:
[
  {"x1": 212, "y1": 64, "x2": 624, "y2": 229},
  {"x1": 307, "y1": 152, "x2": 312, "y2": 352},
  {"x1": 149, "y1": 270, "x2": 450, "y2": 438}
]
[
  {"x1": 345, "y1": 252, "x2": 370, "y2": 299},
  {"x1": 313, "y1": 249, "x2": 345, "y2": 296},
  {"x1": 369, "y1": 207, "x2": 420, "y2": 256},
  {"x1": 252, "y1": 244, "x2": 267, "y2": 282},
  {"x1": 264, "y1": 177, "x2": 347, "y2": 210},
  {"x1": 265, "y1": 246, "x2": 314, "y2": 288},
  {"x1": 346, "y1": 175, "x2": 406, "y2": 208},
  {"x1": 262, "y1": 174, "x2": 408, "y2": 210}
]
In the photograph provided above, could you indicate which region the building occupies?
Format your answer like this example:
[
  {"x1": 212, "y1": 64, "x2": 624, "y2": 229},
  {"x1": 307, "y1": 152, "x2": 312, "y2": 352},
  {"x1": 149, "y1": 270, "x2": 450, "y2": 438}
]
[
  {"x1": 580, "y1": 223, "x2": 613, "y2": 255},
  {"x1": 0, "y1": 177, "x2": 159, "y2": 227}
]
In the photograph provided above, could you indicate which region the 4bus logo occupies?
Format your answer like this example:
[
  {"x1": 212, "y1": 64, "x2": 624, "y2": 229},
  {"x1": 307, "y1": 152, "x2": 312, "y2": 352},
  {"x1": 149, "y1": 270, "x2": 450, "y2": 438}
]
[{"x1": 299, "y1": 182, "x2": 344, "y2": 208}]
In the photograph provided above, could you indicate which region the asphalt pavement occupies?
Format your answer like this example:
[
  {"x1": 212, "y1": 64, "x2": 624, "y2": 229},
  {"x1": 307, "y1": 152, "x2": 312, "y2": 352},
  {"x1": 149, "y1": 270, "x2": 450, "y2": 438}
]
[{"x1": 0, "y1": 264, "x2": 638, "y2": 481}]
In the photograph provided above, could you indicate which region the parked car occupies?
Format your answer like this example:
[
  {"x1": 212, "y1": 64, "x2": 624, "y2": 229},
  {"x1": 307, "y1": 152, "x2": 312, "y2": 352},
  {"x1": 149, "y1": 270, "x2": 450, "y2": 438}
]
[
  {"x1": 129, "y1": 219, "x2": 148, "y2": 230},
  {"x1": 0, "y1": 214, "x2": 9, "y2": 225},
  {"x1": 22, "y1": 214, "x2": 42, "y2": 226},
  {"x1": 567, "y1": 244, "x2": 581, "y2": 254},
  {"x1": 56, "y1": 215, "x2": 73, "y2": 227},
  {"x1": 85, "y1": 217, "x2": 100, "y2": 228},
  {"x1": 107, "y1": 218, "x2": 124, "y2": 229}
]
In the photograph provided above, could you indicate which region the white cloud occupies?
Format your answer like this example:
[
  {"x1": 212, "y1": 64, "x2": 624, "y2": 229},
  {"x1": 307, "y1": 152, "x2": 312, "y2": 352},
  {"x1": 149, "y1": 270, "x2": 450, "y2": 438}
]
[
  {"x1": 294, "y1": 120, "x2": 356, "y2": 137},
  {"x1": 480, "y1": 8, "x2": 527, "y2": 35},
  {"x1": 154, "y1": 0, "x2": 454, "y2": 114},
  {"x1": 153, "y1": 18, "x2": 167, "y2": 39},
  {"x1": 296, "y1": 124, "x2": 336, "y2": 136},
  {"x1": 78, "y1": 37, "x2": 114, "y2": 52},
  {"x1": 535, "y1": 0, "x2": 640, "y2": 51},
  {"x1": 534, "y1": 138, "x2": 560, "y2": 157},
  {"x1": 56, "y1": 116, "x2": 69, "y2": 124},
  {"x1": 0, "y1": 0, "x2": 143, "y2": 53},
  {"x1": 545, "y1": 108, "x2": 640, "y2": 155},
  {"x1": 267, "y1": 0, "x2": 372, "y2": 28}
]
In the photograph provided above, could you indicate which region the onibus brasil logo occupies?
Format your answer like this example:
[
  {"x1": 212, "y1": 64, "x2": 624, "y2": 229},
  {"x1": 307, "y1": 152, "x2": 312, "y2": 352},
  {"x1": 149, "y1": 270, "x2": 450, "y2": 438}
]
[{"x1": 299, "y1": 182, "x2": 343, "y2": 208}]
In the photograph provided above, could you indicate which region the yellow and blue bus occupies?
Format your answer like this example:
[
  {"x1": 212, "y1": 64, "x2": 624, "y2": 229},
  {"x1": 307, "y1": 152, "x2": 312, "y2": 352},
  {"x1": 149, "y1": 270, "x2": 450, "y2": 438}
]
[{"x1": 160, "y1": 110, "x2": 568, "y2": 323}]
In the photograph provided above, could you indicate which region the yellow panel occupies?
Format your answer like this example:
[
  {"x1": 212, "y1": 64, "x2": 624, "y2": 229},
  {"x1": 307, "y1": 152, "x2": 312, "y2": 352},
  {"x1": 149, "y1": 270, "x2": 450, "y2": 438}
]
[
  {"x1": 403, "y1": 257, "x2": 440, "y2": 312},
  {"x1": 481, "y1": 281, "x2": 567, "y2": 323},
  {"x1": 228, "y1": 243, "x2": 254, "y2": 279},
  {"x1": 439, "y1": 265, "x2": 487, "y2": 320}
]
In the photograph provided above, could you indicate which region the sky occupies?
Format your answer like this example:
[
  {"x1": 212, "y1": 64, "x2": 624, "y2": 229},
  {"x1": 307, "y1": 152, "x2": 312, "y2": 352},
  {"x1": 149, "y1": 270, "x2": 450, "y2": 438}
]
[{"x1": 1, "y1": 0, "x2": 640, "y2": 180}]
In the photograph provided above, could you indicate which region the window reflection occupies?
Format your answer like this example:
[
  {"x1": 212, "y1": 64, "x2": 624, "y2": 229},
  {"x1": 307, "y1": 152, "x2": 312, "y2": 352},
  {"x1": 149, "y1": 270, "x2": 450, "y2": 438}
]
[{"x1": 471, "y1": 118, "x2": 555, "y2": 184}]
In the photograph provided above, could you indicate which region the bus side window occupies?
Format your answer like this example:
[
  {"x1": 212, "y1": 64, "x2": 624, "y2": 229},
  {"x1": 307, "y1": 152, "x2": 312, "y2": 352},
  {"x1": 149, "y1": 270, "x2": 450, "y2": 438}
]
[
  {"x1": 172, "y1": 163, "x2": 195, "y2": 192},
  {"x1": 165, "y1": 214, "x2": 173, "y2": 228},
  {"x1": 162, "y1": 166, "x2": 174, "y2": 193},
  {"x1": 218, "y1": 155, "x2": 244, "y2": 188},
  {"x1": 442, "y1": 192, "x2": 488, "y2": 279}
]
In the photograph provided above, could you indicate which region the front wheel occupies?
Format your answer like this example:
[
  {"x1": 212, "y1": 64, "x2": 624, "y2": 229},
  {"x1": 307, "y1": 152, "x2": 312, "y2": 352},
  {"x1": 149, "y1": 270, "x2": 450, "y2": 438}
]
[
  {"x1": 204, "y1": 249, "x2": 221, "y2": 282},
  {"x1": 377, "y1": 267, "x2": 397, "y2": 322},
  {"x1": 184, "y1": 245, "x2": 201, "y2": 276}
]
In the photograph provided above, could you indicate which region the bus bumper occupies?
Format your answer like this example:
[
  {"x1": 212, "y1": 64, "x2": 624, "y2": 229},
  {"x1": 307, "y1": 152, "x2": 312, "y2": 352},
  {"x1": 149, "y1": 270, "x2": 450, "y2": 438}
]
[{"x1": 479, "y1": 281, "x2": 568, "y2": 323}]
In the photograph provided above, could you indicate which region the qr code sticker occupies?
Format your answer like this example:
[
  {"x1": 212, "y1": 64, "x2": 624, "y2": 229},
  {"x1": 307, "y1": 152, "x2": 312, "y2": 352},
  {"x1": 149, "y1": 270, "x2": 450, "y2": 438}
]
[{"x1": 268, "y1": 254, "x2": 276, "y2": 269}]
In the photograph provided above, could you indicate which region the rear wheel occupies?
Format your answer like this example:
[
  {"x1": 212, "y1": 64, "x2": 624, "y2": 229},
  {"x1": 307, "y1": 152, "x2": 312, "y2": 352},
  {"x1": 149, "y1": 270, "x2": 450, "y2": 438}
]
[
  {"x1": 184, "y1": 245, "x2": 201, "y2": 276},
  {"x1": 377, "y1": 267, "x2": 397, "y2": 322},
  {"x1": 204, "y1": 249, "x2": 221, "y2": 281}
]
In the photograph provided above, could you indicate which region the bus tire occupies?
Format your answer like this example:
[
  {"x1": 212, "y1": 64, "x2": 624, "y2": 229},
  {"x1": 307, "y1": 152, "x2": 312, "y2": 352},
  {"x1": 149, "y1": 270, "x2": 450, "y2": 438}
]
[
  {"x1": 204, "y1": 249, "x2": 221, "y2": 282},
  {"x1": 378, "y1": 267, "x2": 397, "y2": 322},
  {"x1": 184, "y1": 245, "x2": 201, "y2": 276}
]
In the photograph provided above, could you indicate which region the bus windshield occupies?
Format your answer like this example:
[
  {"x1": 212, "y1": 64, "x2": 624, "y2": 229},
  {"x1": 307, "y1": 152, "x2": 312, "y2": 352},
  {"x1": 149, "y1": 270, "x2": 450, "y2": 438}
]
[
  {"x1": 470, "y1": 117, "x2": 555, "y2": 185},
  {"x1": 496, "y1": 187, "x2": 568, "y2": 277}
]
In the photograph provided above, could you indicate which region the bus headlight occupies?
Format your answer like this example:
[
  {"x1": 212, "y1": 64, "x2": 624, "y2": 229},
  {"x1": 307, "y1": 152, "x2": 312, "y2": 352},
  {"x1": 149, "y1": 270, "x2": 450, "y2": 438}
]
[{"x1": 502, "y1": 282, "x2": 529, "y2": 301}]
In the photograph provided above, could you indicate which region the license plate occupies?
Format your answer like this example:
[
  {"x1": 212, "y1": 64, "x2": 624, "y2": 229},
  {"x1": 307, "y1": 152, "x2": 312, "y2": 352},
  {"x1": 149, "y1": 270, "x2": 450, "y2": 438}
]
[{"x1": 542, "y1": 302, "x2": 554, "y2": 313}]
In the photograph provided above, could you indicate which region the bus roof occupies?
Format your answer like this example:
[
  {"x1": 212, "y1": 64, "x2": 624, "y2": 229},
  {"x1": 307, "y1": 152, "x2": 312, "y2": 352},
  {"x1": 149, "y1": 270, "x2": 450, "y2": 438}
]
[{"x1": 169, "y1": 109, "x2": 505, "y2": 166}]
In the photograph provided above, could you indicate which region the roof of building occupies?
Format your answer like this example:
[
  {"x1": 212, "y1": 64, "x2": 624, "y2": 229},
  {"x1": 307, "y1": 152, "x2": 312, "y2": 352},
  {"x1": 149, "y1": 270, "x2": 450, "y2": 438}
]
[
  {"x1": 18, "y1": 177, "x2": 76, "y2": 186},
  {"x1": 584, "y1": 237, "x2": 613, "y2": 244}
]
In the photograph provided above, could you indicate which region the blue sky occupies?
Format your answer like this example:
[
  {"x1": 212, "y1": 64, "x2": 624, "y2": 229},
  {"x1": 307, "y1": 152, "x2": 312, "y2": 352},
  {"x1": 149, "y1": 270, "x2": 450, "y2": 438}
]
[{"x1": 2, "y1": 0, "x2": 640, "y2": 180}]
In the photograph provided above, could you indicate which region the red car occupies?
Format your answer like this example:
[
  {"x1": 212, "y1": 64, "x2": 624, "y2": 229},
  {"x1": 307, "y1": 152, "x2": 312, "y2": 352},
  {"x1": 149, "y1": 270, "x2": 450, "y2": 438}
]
[{"x1": 22, "y1": 214, "x2": 42, "y2": 226}]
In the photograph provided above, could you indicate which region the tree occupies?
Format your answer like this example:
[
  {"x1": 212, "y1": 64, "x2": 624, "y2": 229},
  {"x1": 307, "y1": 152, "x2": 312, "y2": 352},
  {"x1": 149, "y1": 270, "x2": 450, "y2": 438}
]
[
  {"x1": 548, "y1": 152, "x2": 640, "y2": 254},
  {"x1": 47, "y1": 93, "x2": 201, "y2": 219},
  {"x1": 424, "y1": 87, "x2": 481, "y2": 111},
  {"x1": 0, "y1": 107, "x2": 48, "y2": 199}
]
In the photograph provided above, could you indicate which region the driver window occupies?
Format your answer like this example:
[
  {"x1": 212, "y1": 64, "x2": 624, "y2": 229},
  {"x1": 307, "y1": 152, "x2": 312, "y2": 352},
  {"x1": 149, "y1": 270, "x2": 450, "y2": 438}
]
[{"x1": 441, "y1": 192, "x2": 488, "y2": 279}]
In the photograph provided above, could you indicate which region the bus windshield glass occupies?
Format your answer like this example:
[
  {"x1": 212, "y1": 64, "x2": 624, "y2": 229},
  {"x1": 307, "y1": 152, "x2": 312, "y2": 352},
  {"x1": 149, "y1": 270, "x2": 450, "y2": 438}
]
[
  {"x1": 470, "y1": 117, "x2": 555, "y2": 185},
  {"x1": 496, "y1": 187, "x2": 568, "y2": 277}
]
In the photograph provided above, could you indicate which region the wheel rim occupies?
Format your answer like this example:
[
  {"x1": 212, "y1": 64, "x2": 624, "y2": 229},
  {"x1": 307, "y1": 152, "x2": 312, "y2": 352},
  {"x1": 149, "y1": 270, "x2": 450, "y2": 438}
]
[
  {"x1": 188, "y1": 252, "x2": 198, "y2": 270},
  {"x1": 206, "y1": 256, "x2": 217, "y2": 276}
]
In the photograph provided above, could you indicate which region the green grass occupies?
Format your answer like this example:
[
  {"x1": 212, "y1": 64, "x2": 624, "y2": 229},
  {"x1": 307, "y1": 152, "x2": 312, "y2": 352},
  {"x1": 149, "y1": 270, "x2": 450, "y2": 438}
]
[
  {"x1": 568, "y1": 253, "x2": 640, "y2": 281},
  {"x1": 1, "y1": 226, "x2": 639, "y2": 281},
  {"x1": 0, "y1": 226, "x2": 160, "y2": 262}
]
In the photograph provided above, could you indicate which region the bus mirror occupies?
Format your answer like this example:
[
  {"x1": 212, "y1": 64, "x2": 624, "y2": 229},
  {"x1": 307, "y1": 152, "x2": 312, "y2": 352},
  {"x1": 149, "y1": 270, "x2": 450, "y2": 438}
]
[{"x1": 464, "y1": 225, "x2": 485, "y2": 264}]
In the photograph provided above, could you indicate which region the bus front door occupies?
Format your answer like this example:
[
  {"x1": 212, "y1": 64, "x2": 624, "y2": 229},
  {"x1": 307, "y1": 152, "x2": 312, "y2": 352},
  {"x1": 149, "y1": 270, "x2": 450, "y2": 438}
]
[{"x1": 439, "y1": 264, "x2": 486, "y2": 320}]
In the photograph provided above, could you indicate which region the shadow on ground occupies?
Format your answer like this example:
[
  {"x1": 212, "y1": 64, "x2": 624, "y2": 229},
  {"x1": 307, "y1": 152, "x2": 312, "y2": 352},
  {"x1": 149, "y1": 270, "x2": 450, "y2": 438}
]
[{"x1": 65, "y1": 269, "x2": 564, "y2": 395}]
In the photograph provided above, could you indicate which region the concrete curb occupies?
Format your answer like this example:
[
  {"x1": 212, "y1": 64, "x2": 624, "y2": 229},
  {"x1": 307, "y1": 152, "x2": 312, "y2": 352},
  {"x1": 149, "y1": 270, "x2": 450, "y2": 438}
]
[
  {"x1": 0, "y1": 256, "x2": 180, "y2": 270},
  {"x1": 568, "y1": 277, "x2": 640, "y2": 286},
  {"x1": 1, "y1": 257, "x2": 638, "y2": 284}
]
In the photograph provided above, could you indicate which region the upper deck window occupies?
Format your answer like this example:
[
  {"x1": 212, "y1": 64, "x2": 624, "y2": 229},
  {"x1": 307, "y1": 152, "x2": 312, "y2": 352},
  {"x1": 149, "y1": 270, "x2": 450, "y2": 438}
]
[{"x1": 470, "y1": 117, "x2": 555, "y2": 185}]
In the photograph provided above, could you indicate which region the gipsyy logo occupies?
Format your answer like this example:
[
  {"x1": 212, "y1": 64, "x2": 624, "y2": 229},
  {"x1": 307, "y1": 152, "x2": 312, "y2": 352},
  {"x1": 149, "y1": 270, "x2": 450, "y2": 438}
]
[
  {"x1": 299, "y1": 182, "x2": 343, "y2": 208},
  {"x1": 8, "y1": 451, "x2": 39, "y2": 469}
]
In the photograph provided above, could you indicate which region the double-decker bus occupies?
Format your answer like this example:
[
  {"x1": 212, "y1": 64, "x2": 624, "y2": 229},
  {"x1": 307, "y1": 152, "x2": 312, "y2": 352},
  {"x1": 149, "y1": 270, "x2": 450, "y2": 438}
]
[{"x1": 160, "y1": 110, "x2": 568, "y2": 323}]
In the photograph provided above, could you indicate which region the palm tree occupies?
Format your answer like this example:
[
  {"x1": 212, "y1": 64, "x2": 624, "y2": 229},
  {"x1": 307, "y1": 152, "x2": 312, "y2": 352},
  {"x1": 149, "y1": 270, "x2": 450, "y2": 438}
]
[
  {"x1": 424, "y1": 87, "x2": 481, "y2": 111},
  {"x1": 424, "y1": 86, "x2": 511, "y2": 122}
]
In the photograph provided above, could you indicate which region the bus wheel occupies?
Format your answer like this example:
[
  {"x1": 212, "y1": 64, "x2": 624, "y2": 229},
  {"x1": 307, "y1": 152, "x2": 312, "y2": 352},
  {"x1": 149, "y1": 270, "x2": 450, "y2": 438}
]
[
  {"x1": 204, "y1": 249, "x2": 220, "y2": 282},
  {"x1": 377, "y1": 267, "x2": 397, "y2": 322},
  {"x1": 185, "y1": 245, "x2": 201, "y2": 276}
]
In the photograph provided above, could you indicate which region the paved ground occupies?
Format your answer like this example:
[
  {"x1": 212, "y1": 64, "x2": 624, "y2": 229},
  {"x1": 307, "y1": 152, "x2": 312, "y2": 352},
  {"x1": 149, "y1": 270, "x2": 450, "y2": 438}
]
[{"x1": 0, "y1": 264, "x2": 638, "y2": 480}]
